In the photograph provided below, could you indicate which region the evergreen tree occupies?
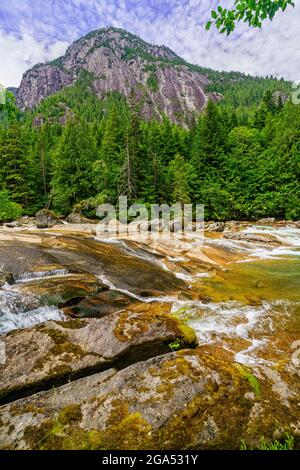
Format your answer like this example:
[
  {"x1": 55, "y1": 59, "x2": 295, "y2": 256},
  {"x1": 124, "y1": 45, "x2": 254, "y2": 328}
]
[
  {"x1": 0, "y1": 124, "x2": 30, "y2": 206},
  {"x1": 169, "y1": 154, "x2": 195, "y2": 206},
  {"x1": 51, "y1": 120, "x2": 98, "y2": 214},
  {"x1": 191, "y1": 100, "x2": 226, "y2": 177}
]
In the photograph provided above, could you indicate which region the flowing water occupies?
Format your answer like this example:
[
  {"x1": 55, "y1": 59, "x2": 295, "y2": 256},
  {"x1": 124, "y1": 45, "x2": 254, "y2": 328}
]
[
  {"x1": 171, "y1": 225, "x2": 300, "y2": 365},
  {"x1": 0, "y1": 223, "x2": 299, "y2": 368}
]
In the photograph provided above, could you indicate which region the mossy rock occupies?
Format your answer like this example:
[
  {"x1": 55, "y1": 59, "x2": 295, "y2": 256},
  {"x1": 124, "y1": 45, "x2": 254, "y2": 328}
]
[{"x1": 1, "y1": 349, "x2": 299, "y2": 450}]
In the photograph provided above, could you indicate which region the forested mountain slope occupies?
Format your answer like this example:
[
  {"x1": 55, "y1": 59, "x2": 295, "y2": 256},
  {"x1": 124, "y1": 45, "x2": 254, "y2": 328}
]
[{"x1": 0, "y1": 28, "x2": 298, "y2": 222}]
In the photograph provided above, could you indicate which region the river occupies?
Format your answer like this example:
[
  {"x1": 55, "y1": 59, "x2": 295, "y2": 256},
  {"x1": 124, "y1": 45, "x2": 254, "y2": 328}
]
[{"x1": 0, "y1": 222, "x2": 299, "y2": 369}]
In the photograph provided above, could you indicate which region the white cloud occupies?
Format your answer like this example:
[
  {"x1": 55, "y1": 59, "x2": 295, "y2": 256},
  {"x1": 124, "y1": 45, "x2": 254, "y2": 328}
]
[
  {"x1": 0, "y1": 29, "x2": 69, "y2": 87},
  {"x1": 128, "y1": 0, "x2": 300, "y2": 82}
]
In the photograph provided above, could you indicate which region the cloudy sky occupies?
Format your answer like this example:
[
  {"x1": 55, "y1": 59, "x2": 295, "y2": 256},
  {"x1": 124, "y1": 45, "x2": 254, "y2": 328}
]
[{"x1": 0, "y1": 0, "x2": 299, "y2": 87}]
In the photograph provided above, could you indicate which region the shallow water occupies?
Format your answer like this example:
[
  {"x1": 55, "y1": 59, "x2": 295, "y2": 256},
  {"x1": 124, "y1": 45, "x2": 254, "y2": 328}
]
[{"x1": 0, "y1": 284, "x2": 65, "y2": 334}]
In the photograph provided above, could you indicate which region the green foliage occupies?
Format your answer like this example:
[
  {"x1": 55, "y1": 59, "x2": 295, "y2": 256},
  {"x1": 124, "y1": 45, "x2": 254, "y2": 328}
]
[
  {"x1": 147, "y1": 73, "x2": 159, "y2": 92},
  {"x1": 51, "y1": 119, "x2": 98, "y2": 214},
  {"x1": 236, "y1": 364, "x2": 260, "y2": 397},
  {"x1": 240, "y1": 433, "x2": 294, "y2": 450},
  {"x1": 0, "y1": 90, "x2": 20, "y2": 124},
  {"x1": 0, "y1": 123, "x2": 31, "y2": 206},
  {"x1": 207, "y1": 1, "x2": 295, "y2": 35},
  {"x1": 73, "y1": 192, "x2": 110, "y2": 219},
  {"x1": 169, "y1": 338, "x2": 183, "y2": 352},
  {"x1": 169, "y1": 154, "x2": 195, "y2": 205},
  {"x1": 0, "y1": 190, "x2": 22, "y2": 222}
]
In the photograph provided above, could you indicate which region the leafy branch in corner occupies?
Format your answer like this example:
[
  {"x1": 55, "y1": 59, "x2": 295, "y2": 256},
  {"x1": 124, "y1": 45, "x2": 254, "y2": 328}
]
[{"x1": 206, "y1": 0, "x2": 295, "y2": 35}]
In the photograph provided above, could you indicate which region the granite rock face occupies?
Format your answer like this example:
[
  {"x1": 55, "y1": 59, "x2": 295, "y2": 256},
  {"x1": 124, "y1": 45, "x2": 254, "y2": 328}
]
[
  {"x1": 17, "y1": 65, "x2": 74, "y2": 110},
  {"x1": 16, "y1": 28, "x2": 216, "y2": 125}
]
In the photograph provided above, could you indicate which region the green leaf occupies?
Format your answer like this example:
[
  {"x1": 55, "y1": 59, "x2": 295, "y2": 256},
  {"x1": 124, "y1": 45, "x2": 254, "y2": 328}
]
[
  {"x1": 205, "y1": 21, "x2": 212, "y2": 31},
  {"x1": 211, "y1": 10, "x2": 218, "y2": 19}
]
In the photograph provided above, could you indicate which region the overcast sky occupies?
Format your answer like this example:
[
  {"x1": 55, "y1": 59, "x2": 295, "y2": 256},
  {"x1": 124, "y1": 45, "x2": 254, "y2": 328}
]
[{"x1": 0, "y1": 0, "x2": 299, "y2": 87}]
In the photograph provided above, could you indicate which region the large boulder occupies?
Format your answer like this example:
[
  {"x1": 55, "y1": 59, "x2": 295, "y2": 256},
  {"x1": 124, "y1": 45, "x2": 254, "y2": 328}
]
[
  {"x1": 35, "y1": 210, "x2": 61, "y2": 229},
  {"x1": 0, "y1": 349, "x2": 299, "y2": 450},
  {"x1": 0, "y1": 310, "x2": 196, "y2": 405}
]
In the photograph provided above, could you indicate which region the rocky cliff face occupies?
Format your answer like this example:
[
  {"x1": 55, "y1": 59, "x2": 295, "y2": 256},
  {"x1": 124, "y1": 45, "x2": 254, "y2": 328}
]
[{"x1": 16, "y1": 28, "x2": 217, "y2": 125}]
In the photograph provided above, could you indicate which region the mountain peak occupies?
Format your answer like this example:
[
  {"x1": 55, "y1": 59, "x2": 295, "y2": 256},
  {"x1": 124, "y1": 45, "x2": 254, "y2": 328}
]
[
  {"x1": 71, "y1": 26, "x2": 182, "y2": 62},
  {"x1": 17, "y1": 27, "x2": 217, "y2": 125}
]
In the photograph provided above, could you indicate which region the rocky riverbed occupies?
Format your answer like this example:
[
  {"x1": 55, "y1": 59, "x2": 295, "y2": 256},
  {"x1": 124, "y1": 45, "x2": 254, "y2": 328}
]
[{"x1": 0, "y1": 220, "x2": 299, "y2": 450}]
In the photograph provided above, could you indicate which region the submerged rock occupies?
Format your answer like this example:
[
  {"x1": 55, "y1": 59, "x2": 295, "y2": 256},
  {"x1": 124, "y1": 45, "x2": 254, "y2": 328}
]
[
  {"x1": 0, "y1": 310, "x2": 196, "y2": 405},
  {"x1": 0, "y1": 349, "x2": 298, "y2": 450},
  {"x1": 18, "y1": 273, "x2": 107, "y2": 309}
]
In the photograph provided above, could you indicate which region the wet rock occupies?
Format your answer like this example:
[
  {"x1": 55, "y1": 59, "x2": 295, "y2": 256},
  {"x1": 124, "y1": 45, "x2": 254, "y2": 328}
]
[
  {"x1": 0, "y1": 235, "x2": 185, "y2": 298},
  {"x1": 207, "y1": 222, "x2": 225, "y2": 233},
  {"x1": 17, "y1": 216, "x2": 35, "y2": 226},
  {"x1": 0, "y1": 243, "x2": 64, "y2": 280},
  {"x1": 170, "y1": 219, "x2": 183, "y2": 233},
  {"x1": 3, "y1": 222, "x2": 21, "y2": 229},
  {"x1": 41, "y1": 236, "x2": 185, "y2": 296},
  {"x1": 0, "y1": 310, "x2": 197, "y2": 405},
  {"x1": 36, "y1": 210, "x2": 61, "y2": 229},
  {"x1": 0, "y1": 272, "x2": 14, "y2": 287},
  {"x1": 0, "y1": 350, "x2": 298, "y2": 450},
  {"x1": 292, "y1": 221, "x2": 300, "y2": 228},
  {"x1": 148, "y1": 219, "x2": 170, "y2": 232},
  {"x1": 66, "y1": 213, "x2": 98, "y2": 225},
  {"x1": 257, "y1": 218, "x2": 276, "y2": 225},
  {"x1": 224, "y1": 221, "x2": 244, "y2": 232},
  {"x1": 64, "y1": 290, "x2": 134, "y2": 318},
  {"x1": 223, "y1": 232, "x2": 282, "y2": 244},
  {"x1": 18, "y1": 274, "x2": 106, "y2": 309}
]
